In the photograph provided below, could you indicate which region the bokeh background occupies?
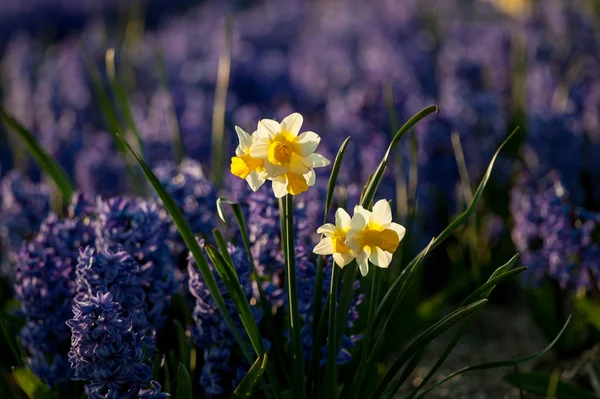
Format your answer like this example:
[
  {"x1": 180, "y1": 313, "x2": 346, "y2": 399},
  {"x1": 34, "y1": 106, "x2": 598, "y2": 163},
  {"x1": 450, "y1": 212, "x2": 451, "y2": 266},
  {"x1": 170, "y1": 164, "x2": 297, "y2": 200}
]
[{"x1": 2, "y1": 0, "x2": 600, "y2": 397}]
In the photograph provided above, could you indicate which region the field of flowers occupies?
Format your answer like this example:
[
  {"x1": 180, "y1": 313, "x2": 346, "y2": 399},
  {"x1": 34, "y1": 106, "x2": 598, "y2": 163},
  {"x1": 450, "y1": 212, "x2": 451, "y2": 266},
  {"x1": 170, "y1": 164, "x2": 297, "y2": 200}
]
[{"x1": 1, "y1": 0, "x2": 600, "y2": 398}]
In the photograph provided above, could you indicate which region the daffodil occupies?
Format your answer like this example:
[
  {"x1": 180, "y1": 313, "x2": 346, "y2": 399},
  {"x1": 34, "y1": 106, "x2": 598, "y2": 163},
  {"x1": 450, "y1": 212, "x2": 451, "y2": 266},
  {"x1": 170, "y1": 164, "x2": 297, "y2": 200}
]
[
  {"x1": 230, "y1": 126, "x2": 268, "y2": 191},
  {"x1": 346, "y1": 199, "x2": 406, "y2": 276},
  {"x1": 313, "y1": 208, "x2": 355, "y2": 267},
  {"x1": 249, "y1": 113, "x2": 330, "y2": 197}
]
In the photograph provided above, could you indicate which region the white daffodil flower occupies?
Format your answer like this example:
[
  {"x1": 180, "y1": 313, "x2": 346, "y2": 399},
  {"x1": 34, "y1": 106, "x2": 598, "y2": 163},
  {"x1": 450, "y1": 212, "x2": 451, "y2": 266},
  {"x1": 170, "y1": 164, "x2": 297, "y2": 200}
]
[
  {"x1": 313, "y1": 208, "x2": 355, "y2": 267},
  {"x1": 230, "y1": 126, "x2": 268, "y2": 191},
  {"x1": 248, "y1": 112, "x2": 330, "y2": 196},
  {"x1": 346, "y1": 199, "x2": 406, "y2": 276}
]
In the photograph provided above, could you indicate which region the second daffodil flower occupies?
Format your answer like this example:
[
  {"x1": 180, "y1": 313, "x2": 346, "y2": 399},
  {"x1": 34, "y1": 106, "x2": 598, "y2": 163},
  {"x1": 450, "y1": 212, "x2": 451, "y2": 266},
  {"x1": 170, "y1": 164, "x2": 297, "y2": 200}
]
[
  {"x1": 346, "y1": 199, "x2": 406, "y2": 276},
  {"x1": 249, "y1": 113, "x2": 330, "y2": 197},
  {"x1": 313, "y1": 208, "x2": 355, "y2": 267}
]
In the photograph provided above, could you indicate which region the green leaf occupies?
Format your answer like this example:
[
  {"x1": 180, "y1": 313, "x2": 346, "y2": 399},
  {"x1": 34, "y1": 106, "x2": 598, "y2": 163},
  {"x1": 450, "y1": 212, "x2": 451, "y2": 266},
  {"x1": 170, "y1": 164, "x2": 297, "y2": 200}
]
[
  {"x1": 12, "y1": 368, "x2": 58, "y2": 399},
  {"x1": 413, "y1": 316, "x2": 572, "y2": 399},
  {"x1": 354, "y1": 239, "x2": 435, "y2": 397},
  {"x1": 0, "y1": 108, "x2": 75, "y2": 204},
  {"x1": 117, "y1": 133, "x2": 255, "y2": 363},
  {"x1": 176, "y1": 363, "x2": 192, "y2": 399},
  {"x1": 173, "y1": 320, "x2": 190, "y2": 371},
  {"x1": 323, "y1": 261, "x2": 344, "y2": 399},
  {"x1": 408, "y1": 255, "x2": 524, "y2": 399},
  {"x1": 0, "y1": 314, "x2": 23, "y2": 366},
  {"x1": 215, "y1": 199, "x2": 290, "y2": 396},
  {"x1": 233, "y1": 352, "x2": 268, "y2": 399},
  {"x1": 360, "y1": 105, "x2": 438, "y2": 208},
  {"x1": 505, "y1": 372, "x2": 600, "y2": 399},
  {"x1": 324, "y1": 136, "x2": 351, "y2": 216},
  {"x1": 369, "y1": 299, "x2": 489, "y2": 399},
  {"x1": 374, "y1": 127, "x2": 519, "y2": 330},
  {"x1": 204, "y1": 245, "x2": 265, "y2": 356}
]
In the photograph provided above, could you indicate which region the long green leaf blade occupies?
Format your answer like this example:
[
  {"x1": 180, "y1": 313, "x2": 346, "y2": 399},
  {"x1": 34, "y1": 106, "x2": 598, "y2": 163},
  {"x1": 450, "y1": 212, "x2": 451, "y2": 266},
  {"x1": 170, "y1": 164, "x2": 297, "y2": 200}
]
[
  {"x1": 409, "y1": 255, "x2": 524, "y2": 398},
  {"x1": 233, "y1": 353, "x2": 268, "y2": 399},
  {"x1": 361, "y1": 105, "x2": 438, "y2": 208},
  {"x1": 117, "y1": 133, "x2": 255, "y2": 363},
  {"x1": 369, "y1": 299, "x2": 488, "y2": 399},
  {"x1": 205, "y1": 245, "x2": 265, "y2": 356},
  {"x1": 414, "y1": 316, "x2": 572, "y2": 399},
  {"x1": 373, "y1": 127, "x2": 519, "y2": 329},
  {"x1": 0, "y1": 108, "x2": 75, "y2": 204}
]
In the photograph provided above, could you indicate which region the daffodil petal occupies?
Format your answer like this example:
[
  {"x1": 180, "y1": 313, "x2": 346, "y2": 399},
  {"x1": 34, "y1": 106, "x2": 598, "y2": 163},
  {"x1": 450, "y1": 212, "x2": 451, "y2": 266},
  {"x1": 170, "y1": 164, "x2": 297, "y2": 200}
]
[
  {"x1": 372, "y1": 199, "x2": 392, "y2": 226},
  {"x1": 286, "y1": 172, "x2": 309, "y2": 195},
  {"x1": 280, "y1": 113, "x2": 303, "y2": 138},
  {"x1": 263, "y1": 161, "x2": 287, "y2": 178},
  {"x1": 246, "y1": 170, "x2": 266, "y2": 192},
  {"x1": 235, "y1": 126, "x2": 253, "y2": 151},
  {"x1": 313, "y1": 237, "x2": 334, "y2": 255},
  {"x1": 357, "y1": 251, "x2": 369, "y2": 276},
  {"x1": 335, "y1": 208, "x2": 352, "y2": 230},
  {"x1": 271, "y1": 176, "x2": 288, "y2": 198},
  {"x1": 317, "y1": 223, "x2": 337, "y2": 235},
  {"x1": 353, "y1": 205, "x2": 371, "y2": 221},
  {"x1": 369, "y1": 247, "x2": 393, "y2": 268},
  {"x1": 389, "y1": 222, "x2": 407, "y2": 242},
  {"x1": 332, "y1": 252, "x2": 345, "y2": 267},
  {"x1": 295, "y1": 131, "x2": 321, "y2": 157},
  {"x1": 257, "y1": 119, "x2": 280, "y2": 139},
  {"x1": 307, "y1": 152, "x2": 331, "y2": 168},
  {"x1": 304, "y1": 169, "x2": 316, "y2": 187},
  {"x1": 250, "y1": 140, "x2": 269, "y2": 158},
  {"x1": 289, "y1": 153, "x2": 311, "y2": 175}
]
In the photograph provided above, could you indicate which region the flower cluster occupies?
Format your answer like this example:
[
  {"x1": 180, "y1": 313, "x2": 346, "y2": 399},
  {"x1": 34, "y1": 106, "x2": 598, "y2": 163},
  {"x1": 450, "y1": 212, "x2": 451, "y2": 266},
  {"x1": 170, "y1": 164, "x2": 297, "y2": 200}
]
[
  {"x1": 510, "y1": 171, "x2": 600, "y2": 291},
  {"x1": 14, "y1": 193, "x2": 97, "y2": 386},
  {"x1": 231, "y1": 113, "x2": 330, "y2": 197},
  {"x1": 315, "y1": 200, "x2": 406, "y2": 276},
  {"x1": 67, "y1": 291, "x2": 165, "y2": 399},
  {"x1": 95, "y1": 196, "x2": 178, "y2": 328}
]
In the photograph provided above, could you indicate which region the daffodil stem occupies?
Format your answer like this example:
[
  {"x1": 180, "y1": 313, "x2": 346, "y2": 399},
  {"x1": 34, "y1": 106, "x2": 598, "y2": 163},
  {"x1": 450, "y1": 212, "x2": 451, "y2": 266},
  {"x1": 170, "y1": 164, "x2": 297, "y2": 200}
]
[
  {"x1": 283, "y1": 194, "x2": 306, "y2": 399},
  {"x1": 354, "y1": 267, "x2": 381, "y2": 394},
  {"x1": 324, "y1": 262, "x2": 340, "y2": 399}
]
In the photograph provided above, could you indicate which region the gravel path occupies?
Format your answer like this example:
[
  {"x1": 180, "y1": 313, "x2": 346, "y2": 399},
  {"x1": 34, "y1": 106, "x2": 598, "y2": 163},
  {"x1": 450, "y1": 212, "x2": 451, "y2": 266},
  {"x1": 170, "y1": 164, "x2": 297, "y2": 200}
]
[{"x1": 393, "y1": 305, "x2": 550, "y2": 399}]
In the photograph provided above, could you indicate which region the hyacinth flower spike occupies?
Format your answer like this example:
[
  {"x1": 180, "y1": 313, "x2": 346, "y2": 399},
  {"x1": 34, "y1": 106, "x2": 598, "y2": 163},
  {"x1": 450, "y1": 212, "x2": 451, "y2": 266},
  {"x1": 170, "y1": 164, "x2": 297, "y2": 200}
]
[
  {"x1": 249, "y1": 112, "x2": 330, "y2": 197},
  {"x1": 346, "y1": 199, "x2": 406, "y2": 276},
  {"x1": 230, "y1": 126, "x2": 268, "y2": 191},
  {"x1": 313, "y1": 208, "x2": 356, "y2": 267}
]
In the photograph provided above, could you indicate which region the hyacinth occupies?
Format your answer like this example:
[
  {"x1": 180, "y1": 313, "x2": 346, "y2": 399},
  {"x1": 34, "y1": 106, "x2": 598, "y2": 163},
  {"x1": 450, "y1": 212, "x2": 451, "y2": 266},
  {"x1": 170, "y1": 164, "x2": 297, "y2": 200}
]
[
  {"x1": 14, "y1": 194, "x2": 97, "y2": 386},
  {"x1": 75, "y1": 247, "x2": 149, "y2": 337},
  {"x1": 0, "y1": 170, "x2": 51, "y2": 265},
  {"x1": 188, "y1": 242, "x2": 263, "y2": 396},
  {"x1": 153, "y1": 158, "x2": 217, "y2": 259},
  {"x1": 95, "y1": 196, "x2": 178, "y2": 328},
  {"x1": 510, "y1": 171, "x2": 600, "y2": 291},
  {"x1": 67, "y1": 291, "x2": 163, "y2": 399}
]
